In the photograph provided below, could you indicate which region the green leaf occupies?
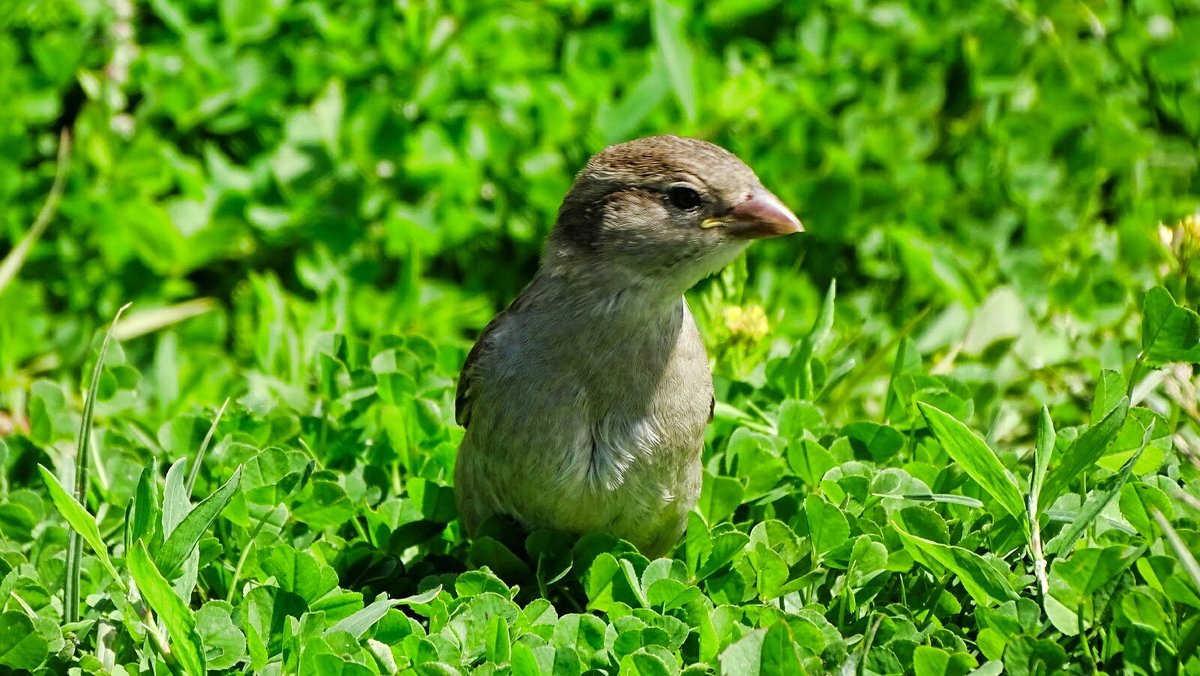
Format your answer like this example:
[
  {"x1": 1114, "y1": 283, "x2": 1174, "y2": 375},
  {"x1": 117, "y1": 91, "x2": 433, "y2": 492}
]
[
  {"x1": 913, "y1": 645, "x2": 951, "y2": 676},
  {"x1": 291, "y1": 479, "x2": 354, "y2": 528},
  {"x1": 0, "y1": 502, "x2": 35, "y2": 541},
  {"x1": 760, "y1": 621, "x2": 803, "y2": 673},
  {"x1": 698, "y1": 472, "x2": 744, "y2": 524},
  {"x1": 884, "y1": 336, "x2": 923, "y2": 422},
  {"x1": 395, "y1": 586, "x2": 444, "y2": 606},
  {"x1": 196, "y1": 602, "x2": 248, "y2": 671},
  {"x1": 805, "y1": 494, "x2": 850, "y2": 559},
  {"x1": 787, "y1": 438, "x2": 835, "y2": 487},
  {"x1": 127, "y1": 462, "x2": 161, "y2": 552},
  {"x1": 327, "y1": 597, "x2": 402, "y2": 638},
  {"x1": 157, "y1": 467, "x2": 242, "y2": 579},
  {"x1": 128, "y1": 541, "x2": 206, "y2": 676},
  {"x1": 552, "y1": 614, "x2": 608, "y2": 671},
  {"x1": 1030, "y1": 406, "x2": 1055, "y2": 516},
  {"x1": 917, "y1": 403, "x2": 1025, "y2": 521},
  {"x1": 1141, "y1": 285, "x2": 1200, "y2": 366},
  {"x1": 456, "y1": 568, "x2": 510, "y2": 597},
  {"x1": 777, "y1": 399, "x2": 825, "y2": 440},
  {"x1": 585, "y1": 553, "x2": 644, "y2": 611},
  {"x1": 244, "y1": 587, "x2": 306, "y2": 663},
  {"x1": 219, "y1": 0, "x2": 285, "y2": 44},
  {"x1": 484, "y1": 613, "x2": 512, "y2": 664},
  {"x1": 0, "y1": 611, "x2": 48, "y2": 670},
  {"x1": 407, "y1": 478, "x2": 457, "y2": 523},
  {"x1": 797, "y1": 280, "x2": 837, "y2": 400},
  {"x1": 1045, "y1": 545, "x2": 1144, "y2": 634},
  {"x1": 718, "y1": 628, "x2": 767, "y2": 675},
  {"x1": 1119, "y1": 482, "x2": 1173, "y2": 540},
  {"x1": 696, "y1": 529, "x2": 750, "y2": 580},
  {"x1": 1090, "y1": 370, "x2": 1126, "y2": 420},
  {"x1": 718, "y1": 621, "x2": 808, "y2": 676},
  {"x1": 1003, "y1": 635, "x2": 1067, "y2": 676},
  {"x1": 750, "y1": 543, "x2": 789, "y2": 600},
  {"x1": 651, "y1": 0, "x2": 696, "y2": 123},
  {"x1": 160, "y1": 458, "x2": 198, "y2": 597},
  {"x1": 893, "y1": 521, "x2": 1016, "y2": 607},
  {"x1": 470, "y1": 537, "x2": 533, "y2": 581},
  {"x1": 162, "y1": 457, "x2": 191, "y2": 537},
  {"x1": 843, "y1": 421, "x2": 905, "y2": 462},
  {"x1": 511, "y1": 641, "x2": 541, "y2": 676},
  {"x1": 1044, "y1": 422, "x2": 1151, "y2": 558},
  {"x1": 37, "y1": 465, "x2": 125, "y2": 589},
  {"x1": 1041, "y1": 398, "x2": 1128, "y2": 507},
  {"x1": 260, "y1": 544, "x2": 340, "y2": 604},
  {"x1": 1120, "y1": 587, "x2": 1174, "y2": 648}
]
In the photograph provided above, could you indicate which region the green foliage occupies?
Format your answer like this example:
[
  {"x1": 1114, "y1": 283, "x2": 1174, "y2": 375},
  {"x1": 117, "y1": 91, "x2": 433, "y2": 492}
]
[{"x1": 3, "y1": 0, "x2": 1200, "y2": 673}]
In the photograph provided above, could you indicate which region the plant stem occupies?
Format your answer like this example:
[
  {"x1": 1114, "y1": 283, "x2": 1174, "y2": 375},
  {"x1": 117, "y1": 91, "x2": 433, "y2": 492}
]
[
  {"x1": 226, "y1": 506, "x2": 275, "y2": 603},
  {"x1": 1028, "y1": 494, "x2": 1049, "y2": 599},
  {"x1": 65, "y1": 303, "x2": 130, "y2": 625},
  {"x1": 857, "y1": 614, "x2": 883, "y2": 676},
  {"x1": 186, "y1": 397, "x2": 229, "y2": 496},
  {"x1": 917, "y1": 573, "x2": 952, "y2": 632},
  {"x1": 0, "y1": 128, "x2": 72, "y2": 297},
  {"x1": 1126, "y1": 354, "x2": 1145, "y2": 399}
]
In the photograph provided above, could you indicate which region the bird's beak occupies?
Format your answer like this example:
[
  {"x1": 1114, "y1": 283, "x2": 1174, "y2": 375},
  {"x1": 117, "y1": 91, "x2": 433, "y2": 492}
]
[{"x1": 702, "y1": 188, "x2": 803, "y2": 239}]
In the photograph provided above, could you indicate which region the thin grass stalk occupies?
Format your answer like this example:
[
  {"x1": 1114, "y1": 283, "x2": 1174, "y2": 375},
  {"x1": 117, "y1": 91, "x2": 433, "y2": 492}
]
[
  {"x1": 0, "y1": 128, "x2": 71, "y2": 296},
  {"x1": 65, "y1": 303, "x2": 131, "y2": 624},
  {"x1": 185, "y1": 397, "x2": 229, "y2": 497}
]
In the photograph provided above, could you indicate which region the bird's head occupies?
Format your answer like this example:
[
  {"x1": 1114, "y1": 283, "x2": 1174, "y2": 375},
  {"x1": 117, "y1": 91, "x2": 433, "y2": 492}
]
[{"x1": 546, "y1": 135, "x2": 802, "y2": 298}]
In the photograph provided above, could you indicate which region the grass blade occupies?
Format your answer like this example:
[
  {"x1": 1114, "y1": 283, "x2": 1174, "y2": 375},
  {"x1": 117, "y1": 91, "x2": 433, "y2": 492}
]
[
  {"x1": 157, "y1": 466, "x2": 243, "y2": 580},
  {"x1": 1152, "y1": 509, "x2": 1200, "y2": 594},
  {"x1": 1044, "y1": 422, "x2": 1153, "y2": 558},
  {"x1": 1041, "y1": 398, "x2": 1128, "y2": 507},
  {"x1": 917, "y1": 402, "x2": 1026, "y2": 521},
  {"x1": 899, "y1": 493, "x2": 985, "y2": 509},
  {"x1": 808, "y1": 279, "x2": 837, "y2": 353},
  {"x1": 127, "y1": 541, "x2": 206, "y2": 676},
  {"x1": 0, "y1": 129, "x2": 71, "y2": 297},
  {"x1": 185, "y1": 397, "x2": 229, "y2": 496},
  {"x1": 325, "y1": 596, "x2": 401, "y2": 638},
  {"x1": 61, "y1": 302, "x2": 130, "y2": 624},
  {"x1": 112, "y1": 298, "x2": 217, "y2": 341}
]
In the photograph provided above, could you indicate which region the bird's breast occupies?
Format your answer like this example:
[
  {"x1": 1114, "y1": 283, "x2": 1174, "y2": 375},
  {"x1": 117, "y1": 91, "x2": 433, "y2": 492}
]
[{"x1": 457, "y1": 295, "x2": 712, "y2": 551}]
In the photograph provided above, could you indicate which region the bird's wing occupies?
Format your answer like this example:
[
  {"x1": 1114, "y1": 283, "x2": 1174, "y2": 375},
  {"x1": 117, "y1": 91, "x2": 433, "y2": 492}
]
[
  {"x1": 455, "y1": 316, "x2": 502, "y2": 428},
  {"x1": 455, "y1": 284, "x2": 536, "y2": 428}
]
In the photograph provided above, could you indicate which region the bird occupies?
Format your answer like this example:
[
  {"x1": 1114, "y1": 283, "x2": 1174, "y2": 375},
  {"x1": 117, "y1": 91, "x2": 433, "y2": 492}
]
[{"x1": 454, "y1": 135, "x2": 802, "y2": 558}]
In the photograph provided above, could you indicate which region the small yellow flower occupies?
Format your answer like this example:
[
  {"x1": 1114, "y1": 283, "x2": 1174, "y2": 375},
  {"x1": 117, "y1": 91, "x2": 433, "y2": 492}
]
[
  {"x1": 723, "y1": 304, "x2": 769, "y2": 342},
  {"x1": 1162, "y1": 212, "x2": 1200, "y2": 262}
]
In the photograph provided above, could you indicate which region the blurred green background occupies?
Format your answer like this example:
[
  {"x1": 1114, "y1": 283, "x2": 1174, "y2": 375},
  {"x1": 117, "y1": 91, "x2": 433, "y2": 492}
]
[
  {"x1": 3, "y1": 1, "x2": 1200, "y2": 672},
  {"x1": 2, "y1": 0, "x2": 1198, "y2": 445}
]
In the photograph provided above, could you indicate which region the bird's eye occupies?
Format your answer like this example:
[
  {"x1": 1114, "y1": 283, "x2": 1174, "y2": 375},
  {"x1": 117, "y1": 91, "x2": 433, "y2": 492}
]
[{"x1": 666, "y1": 185, "x2": 703, "y2": 210}]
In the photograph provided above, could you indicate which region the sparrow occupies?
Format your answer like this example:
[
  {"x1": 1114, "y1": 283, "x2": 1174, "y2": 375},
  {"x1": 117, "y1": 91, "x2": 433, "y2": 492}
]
[{"x1": 454, "y1": 135, "x2": 802, "y2": 557}]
